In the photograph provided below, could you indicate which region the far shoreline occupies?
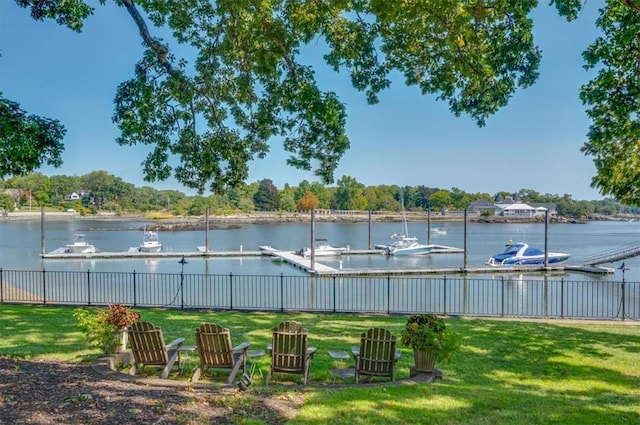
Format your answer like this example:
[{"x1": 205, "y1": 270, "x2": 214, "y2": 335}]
[{"x1": 2, "y1": 210, "x2": 634, "y2": 230}]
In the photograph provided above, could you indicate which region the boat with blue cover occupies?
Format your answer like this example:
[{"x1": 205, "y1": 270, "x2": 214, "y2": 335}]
[{"x1": 486, "y1": 242, "x2": 570, "y2": 266}]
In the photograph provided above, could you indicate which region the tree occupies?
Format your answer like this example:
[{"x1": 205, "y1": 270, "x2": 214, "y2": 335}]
[
  {"x1": 0, "y1": 95, "x2": 65, "y2": 178},
  {"x1": 13, "y1": 0, "x2": 544, "y2": 194},
  {"x1": 429, "y1": 190, "x2": 452, "y2": 211},
  {"x1": 296, "y1": 191, "x2": 319, "y2": 211},
  {"x1": 253, "y1": 179, "x2": 280, "y2": 211},
  {"x1": 575, "y1": 1, "x2": 640, "y2": 204},
  {"x1": 13, "y1": 1, "x2": 640, "y2": 204},
  {"x1": 335, "y1": 175, "x2": 367, "y2": 210}
]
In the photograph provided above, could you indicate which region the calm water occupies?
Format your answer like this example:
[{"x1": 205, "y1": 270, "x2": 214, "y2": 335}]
[{"x1": 1, "y1": 218, "x2": 639, "y2": 282}]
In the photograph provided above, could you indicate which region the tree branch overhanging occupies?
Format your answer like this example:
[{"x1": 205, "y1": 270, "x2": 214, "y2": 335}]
[{"x1": 121, "y1": 0, "x2": 176, "y2": 75}]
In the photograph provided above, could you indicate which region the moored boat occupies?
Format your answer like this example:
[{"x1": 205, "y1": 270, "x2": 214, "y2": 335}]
[
  {"x1": 429, "y1": 227, "x2": 447, "y2": 235},
  {"x1": 139, "y1": 229, "x2": 162, "y2": 253},
  {"x1": 297, "y1": 239, "x2": 347, "y2": 258},
  {"x1": 486, "y1": 242, "x2": 570, "y2": 266},
  {"x1": 381, "y1": 233, "x2": 433, "y2": 256},
  {"x1": 65, "y1": 234, "x2": 96, "y2": 254}
]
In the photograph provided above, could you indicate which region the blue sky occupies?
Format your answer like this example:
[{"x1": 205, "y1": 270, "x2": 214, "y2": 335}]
[{"x1": 1, "y1": 2, "x2": 605, "y2": 200}]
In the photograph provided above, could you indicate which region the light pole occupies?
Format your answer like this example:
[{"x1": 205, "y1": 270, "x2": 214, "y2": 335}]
[
  {"x1": 618, "y1": 262, "x2": 628, "y2": 321},
  {"x1": 178, "y1": 256, "x2": 188, "y2": 310}
]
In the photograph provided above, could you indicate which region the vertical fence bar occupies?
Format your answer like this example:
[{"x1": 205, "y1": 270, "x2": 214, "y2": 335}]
[
  {"x1": 621, "y1": 280, "x2": 626, "y2": 321},
  {"x1": 132, "y1": 270, "x2": 137, "y2": 307},
  {"x1": 0, "y1": 268, "x2": 3, "y2": 303},
  {"x1": 87, "y1": 269, "x2": 91, "y2": 306},
  {"x1": 501, "y1": 276, "x2": 505, "y2": 318},
  {"x1": 332, "y1": 275, "x2": 336, "y2": 313},
  {"x1": 42, "y1": 269, "x2": 47, "y2": 305},
  {"x1": 387, "y1": 276, "x2": 391, "y2": 314},
  {"x1": 229, "y1": 273, "x2": 233, "y2": 311},
  {"x1": 280, "y1": 273, "x2": 284, "y2": 313},
  {"x1": 560, "y1": 278, "x2": 564, "y2": 319},
  {"x1": 443, "y1": 276, "x2": 447, "y2": 315}
]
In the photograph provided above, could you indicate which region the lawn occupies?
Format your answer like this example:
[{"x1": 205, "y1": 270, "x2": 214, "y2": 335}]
[{"x1": 1, "y1": 304, "x2": 639, "y2": 424}]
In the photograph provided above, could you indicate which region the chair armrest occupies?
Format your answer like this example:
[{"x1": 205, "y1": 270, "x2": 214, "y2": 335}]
[
  {"x1": 307, "y1": 347, "x2": 317, "y2": 358},
  {"x1": 233, "y1": 341, "x2": 251, "y2": 352},
  {"x1": 351, "y1": 346, "x2": 360, "y2": 358},
  {"x1": 394, "y1": 350, "x2": 401, "y2": 360},
  {"x1": 166, "y1": 337, "x2": 185, "y2": 349}
]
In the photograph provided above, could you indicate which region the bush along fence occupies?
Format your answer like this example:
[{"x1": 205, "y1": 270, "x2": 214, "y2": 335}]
[{"x1": 0, "y1": 268, "x2": 638, "y2": 321}]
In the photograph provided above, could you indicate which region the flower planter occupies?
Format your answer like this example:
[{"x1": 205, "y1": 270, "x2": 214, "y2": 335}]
[{"x1": 413, "y1": 348, "x2": 438, "y2": 373}]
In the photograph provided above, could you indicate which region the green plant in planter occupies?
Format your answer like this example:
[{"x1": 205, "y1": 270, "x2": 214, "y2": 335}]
[
  {"x1": 400, "y1": 313, "x2": 459, "y2": 363},
  {"x1": 74, "y1": 304, "x2": 141, "y2": 354}
]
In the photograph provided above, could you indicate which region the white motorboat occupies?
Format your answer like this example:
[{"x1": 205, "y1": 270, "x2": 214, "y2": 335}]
[
  {"x1": 429, "y1": 226, "x2": 447, "y2": 235},
  {"x1": 381, "y1": 233, "x2": 432, "y2": 256},
  {"x1": 65, "y1": 234, "x2": 96, "y2": 254},
  {"x1": 139, "y1": 229, "x2": 162, "y2": 253},
  {"x1": 297, "y1": 239, "x2": 347, "y2": 258},
  {"x1": 486, "y1": 242, "x2": 570, "y2": 266}
]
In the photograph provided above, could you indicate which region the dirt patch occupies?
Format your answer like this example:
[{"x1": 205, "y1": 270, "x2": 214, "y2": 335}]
[{"x1": 0, "y1": 358, "x2": 304, "y2": 425}]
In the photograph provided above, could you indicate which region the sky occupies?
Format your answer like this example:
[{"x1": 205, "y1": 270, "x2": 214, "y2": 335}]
[{"x1": 1, "y1": 1, "x2": 606, "y2": 200}]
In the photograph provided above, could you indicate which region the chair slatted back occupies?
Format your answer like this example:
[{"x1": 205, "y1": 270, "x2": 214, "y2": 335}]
[
  {"x1": 195, "y1": 323, "x2": 234, "y2": 368},
  {"x1": 359, "y1": 327, "x2": 396, "y2": 376},
  {"x1": 271, "y1": 321, "x2": 308, "y2": 373},
  {"x1": 127, "y1": 321, "x2": 169, "y2": 366}
]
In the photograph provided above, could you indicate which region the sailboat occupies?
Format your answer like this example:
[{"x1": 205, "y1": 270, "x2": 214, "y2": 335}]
[{"x1": 377, "y1": 198, "x2": 432, "y2": 256}]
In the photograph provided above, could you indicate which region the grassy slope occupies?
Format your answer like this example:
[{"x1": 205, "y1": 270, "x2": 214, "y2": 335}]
[{"x1": 1, "y1": 305, "x2": 638, "y2": 425}]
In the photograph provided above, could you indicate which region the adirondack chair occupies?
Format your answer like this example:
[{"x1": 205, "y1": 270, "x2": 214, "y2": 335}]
[
  {"x1": 127, "y1": 321, "x2": 185, "y2": 379},
  {"x1": 191, "y1": 323, "x2": 251, "y2": 384},
  {"x1": 267, "y1": 321, "x2": 316, "y2": 385},
  {"x1": 351, "y1": 327, "x2": 400, "y2": 384}
]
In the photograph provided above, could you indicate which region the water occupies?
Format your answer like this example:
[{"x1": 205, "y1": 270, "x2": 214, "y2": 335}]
[{"x1": 1, "y1": 218, "x2": 639, "y2": 282}]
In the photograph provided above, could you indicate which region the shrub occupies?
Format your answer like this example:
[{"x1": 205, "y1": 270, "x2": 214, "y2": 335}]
[{"x1": 73, "y1": 304, "x2": 140, "y2": 354}]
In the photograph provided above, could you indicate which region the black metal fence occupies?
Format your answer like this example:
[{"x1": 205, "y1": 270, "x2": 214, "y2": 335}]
[{"x1": 1, "y1": 268, "x2": 638, "y2": 320}]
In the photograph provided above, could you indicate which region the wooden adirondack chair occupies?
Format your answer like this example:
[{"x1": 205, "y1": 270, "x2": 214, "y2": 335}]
[
  {"x1": 267, "y1": 321, "x2": 316, "y2": 385},
  {"x1": 127, "y1": 321, "x2": 185, "y2": 379},
  {"x1": 351, "y1": 327, "x2": 400, "y2": 384},
  {"x1": 191, "y1": 323, "x2": 250, "y2": 384}
]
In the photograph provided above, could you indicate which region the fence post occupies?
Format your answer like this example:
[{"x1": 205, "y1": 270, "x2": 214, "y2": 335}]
[
  {"x1": 501, "y1": 276, "x2": 505, "y2": 318},
  {"x1": 560, "y1": 278, "x2": 564, "y2": 319},
  {"x1": 280, "y1": 273, "x2": 284, "y2": 313},
  {"x1": 87, "y1": 269, "x2": 91, "y2": 306},
  {"x1": 229, "y1": 273, "x2": 233, "y2": 311},
  {"x1": 621, "y1": 280, "x2": 626, "y2": 321},
  {"x1": 443, "y1": 276, "x2": 447, "y2": 316},
  {"x1": 0, "y1": 268, "x2": 3, "y2": 303},
  {"x1": 42, "y1": 268, "x2": 47, "y2": 305},
  {"x1": 387, "y1": 275, "x2": 391, "y2": 315},
  {"x1": 132, "y1": 270, "x2": 137, "y2": 307},
  {"x1": 332, "y1": 275, "x2": 336, "y2": 314}
]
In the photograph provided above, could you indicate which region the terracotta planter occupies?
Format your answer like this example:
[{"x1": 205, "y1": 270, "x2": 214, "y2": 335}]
[{"x1": 413, "y1": 349, "x2": 438, "y2": 373}]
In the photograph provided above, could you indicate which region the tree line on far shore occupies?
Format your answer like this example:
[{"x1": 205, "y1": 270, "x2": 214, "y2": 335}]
[{"x1": 1, "y1": 171, "x2": 637, "y2": 218}]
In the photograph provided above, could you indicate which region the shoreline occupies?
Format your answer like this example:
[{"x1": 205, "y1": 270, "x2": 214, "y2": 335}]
[{"x1": 2, "y1": 210, "x2": 632, "y2": 230}]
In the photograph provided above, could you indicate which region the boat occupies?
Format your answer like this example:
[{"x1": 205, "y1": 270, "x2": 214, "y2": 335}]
[
  {"x1": 486, "y1": 242, "x2": 570, "y2": 266},
  {"x1": 429, "y1": 227, "x2": 447, "y2": 235},
  {"x1": 381, "y1": 233, "x2": 433, "y2": 256},
  {"x1": 297, "y1": 239, "x2": 347, "y2": 258},
  {"x1": 139, "y1": 229, "x2": 162, "y2": 253},
  {"x1": 378, "y1": 198, "x2": 432, "y2": 255},
  {"x1": 65, "y1": 234, "x2": 96, "y2": 254}
]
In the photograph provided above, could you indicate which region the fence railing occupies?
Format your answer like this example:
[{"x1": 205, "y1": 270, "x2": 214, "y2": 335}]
[{"x1": 1, "y1": 268, "x2": 638, "y2": 320}]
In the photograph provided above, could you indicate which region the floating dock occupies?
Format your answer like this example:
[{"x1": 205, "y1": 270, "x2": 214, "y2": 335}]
[{"x1": 41, "y1": 245, "x2": 613, "y2": 276}]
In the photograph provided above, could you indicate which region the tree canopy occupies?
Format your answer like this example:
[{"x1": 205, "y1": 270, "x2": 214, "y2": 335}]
[{"x1": 6, "y1": 1, "x2": 640, "y2": 204}]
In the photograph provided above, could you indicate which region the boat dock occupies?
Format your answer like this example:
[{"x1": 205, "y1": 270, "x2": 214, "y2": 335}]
[{"x1": 41, "y1": 244, "x2": 612, "y2": 276}]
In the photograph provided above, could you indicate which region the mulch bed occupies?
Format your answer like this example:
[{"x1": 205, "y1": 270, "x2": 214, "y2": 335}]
[{"x1": 0, "y1": 357, "x2": 303, "y2": 424}]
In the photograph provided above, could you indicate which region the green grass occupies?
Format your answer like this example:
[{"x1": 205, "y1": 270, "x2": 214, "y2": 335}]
[{"x1": 1, "y1": 304, "x2": 639, "y2": 424}]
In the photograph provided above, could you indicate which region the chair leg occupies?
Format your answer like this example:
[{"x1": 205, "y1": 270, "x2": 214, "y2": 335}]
[
  {"x1": 191, "y1": 366, "x2": 203, "y2": 382},
  {"x1": 228, "y1": 359, "x2": 243, "y2": 384}
]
